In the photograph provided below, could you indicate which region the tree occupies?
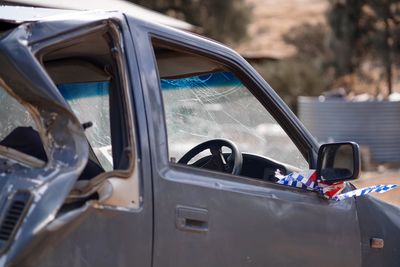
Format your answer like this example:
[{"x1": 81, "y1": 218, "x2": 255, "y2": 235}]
[
  {"x1": 254, "y1": 23, "x2": 334, "y2": 111},
  {"x1": 283, "y1": 23, "x2": 333, "y2": 70},
  {"x1": 366, "y1": 0, "x2": 400, "y2": 94},
  {"x1": 327, "y1": 0, "x2": 364, "y2": 77},
  {"x1": 327, "y1": 0, "x2": 400, "y2": 94},
  {"x1": 129, "y1": 0, "x2": 252, "y2": 44}
]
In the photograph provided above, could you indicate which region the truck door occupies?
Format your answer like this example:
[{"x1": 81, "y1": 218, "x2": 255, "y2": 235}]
[{"x1": 131, "y1": 24, "x2": 362, "y2": 267}]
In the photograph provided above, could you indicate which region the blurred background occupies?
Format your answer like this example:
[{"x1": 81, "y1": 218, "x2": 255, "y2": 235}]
[{"x1": 4, "y1": 0, "x2": 400, "y2": 205}]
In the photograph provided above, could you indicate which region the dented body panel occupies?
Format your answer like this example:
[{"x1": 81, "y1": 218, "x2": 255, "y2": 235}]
[
  {"x1": 0, "y1": 6, "x2": 398, "y2": 267},
  {"x1": 0, "y1": 18, "x2": 88, "y2": 265}
]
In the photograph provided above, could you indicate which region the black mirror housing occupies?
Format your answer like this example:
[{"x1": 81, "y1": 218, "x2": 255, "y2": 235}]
[{"x1": 317, "y1": 142, "x2": 361, "y2": 182}]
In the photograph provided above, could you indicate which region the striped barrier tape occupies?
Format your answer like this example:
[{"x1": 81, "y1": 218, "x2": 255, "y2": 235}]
[
  {"x1": 275, "y1": 170, "x2": 398, "y2": 201},
  {"x1": 332, "y1": 184, "x2": 398, "y2": 201}
]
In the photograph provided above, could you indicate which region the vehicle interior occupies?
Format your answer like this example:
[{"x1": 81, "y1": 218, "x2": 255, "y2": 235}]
[{"x1": 152, "y1": 41, "x2": 308, "y2": 182}]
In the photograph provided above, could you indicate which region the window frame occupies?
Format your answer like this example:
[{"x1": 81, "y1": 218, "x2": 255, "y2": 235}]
[
  {"x1": 151, "y1": 37, "x2": 312, "y2": 168},
  {"x1": 32, "y1": 21, "x2": 142, "y2": 208},
  {"x1": 35, "y1": 23, "x2": 136, "y2": 178},
  {"x1": 142, "y1": 35, "x2": 322, "y2": 193}
]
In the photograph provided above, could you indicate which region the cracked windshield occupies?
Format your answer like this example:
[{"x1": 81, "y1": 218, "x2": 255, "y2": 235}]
[{"x1": 157, "y1": 48, "x2": 307, "y2": 170}]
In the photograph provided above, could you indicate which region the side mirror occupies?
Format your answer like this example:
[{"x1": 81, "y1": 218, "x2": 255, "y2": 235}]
[{"x1": 317, "y1": 142, "x2": 360, "y2": 182}]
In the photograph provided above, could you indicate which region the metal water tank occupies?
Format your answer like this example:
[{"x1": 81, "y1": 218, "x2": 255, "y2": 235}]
[{"x1": 298, "y1": 96, "x2": 400, "y2": 163}]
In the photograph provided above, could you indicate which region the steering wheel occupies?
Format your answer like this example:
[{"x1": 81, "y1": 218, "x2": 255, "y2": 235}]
[{"x1": 178, "y1": 139, "x2": 243, "y2": 175}]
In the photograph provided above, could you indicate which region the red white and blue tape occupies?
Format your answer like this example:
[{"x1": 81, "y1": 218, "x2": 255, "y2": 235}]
[
  {"x1": 332, "y1": 184, "x2": 398, "y2": 201},
  {"x1": 275, "y1": 170, "x2": 398, "y2": 201}
]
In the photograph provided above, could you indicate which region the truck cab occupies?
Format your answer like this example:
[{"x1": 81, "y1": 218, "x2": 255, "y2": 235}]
[{"x1": 0, "y1": 6, "x2": 398, "y2": 267}]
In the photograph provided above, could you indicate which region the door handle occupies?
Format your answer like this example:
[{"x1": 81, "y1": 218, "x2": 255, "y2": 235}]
[{"x1": 175, "y1": 206, "x2": 208, "y2": 233}]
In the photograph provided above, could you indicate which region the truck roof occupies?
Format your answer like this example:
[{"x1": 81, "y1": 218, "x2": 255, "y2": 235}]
[
  {"x1": 0, "y1": 5, "x2": 78, "y2": 24},
  {"x1": 0, "y1": 4, "x2": 194, "y2": 31}
]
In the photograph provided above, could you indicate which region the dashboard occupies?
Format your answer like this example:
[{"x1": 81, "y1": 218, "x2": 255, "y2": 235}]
[{"x1": 188, "y1": 152, "x2": 302, "y2": 182}]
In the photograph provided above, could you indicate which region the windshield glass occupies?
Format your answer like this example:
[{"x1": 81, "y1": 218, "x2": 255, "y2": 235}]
[{"x1": 161, "y1": 71, "x2": 308, "y2": 169}]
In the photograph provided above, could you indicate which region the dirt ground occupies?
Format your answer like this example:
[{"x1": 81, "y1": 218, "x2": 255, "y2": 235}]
[{"x1": 352, "y1": 170, "x2": 400, "y2": 206}]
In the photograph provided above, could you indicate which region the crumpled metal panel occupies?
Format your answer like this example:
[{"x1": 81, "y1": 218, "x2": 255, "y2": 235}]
[{"x1": 0, "y1": 12, "x2": 103, "y2": 266}]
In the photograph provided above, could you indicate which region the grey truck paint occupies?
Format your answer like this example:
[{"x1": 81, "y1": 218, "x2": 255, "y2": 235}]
[{"x1": 0, "y1": 6, "x2": 398, "y2": 267}]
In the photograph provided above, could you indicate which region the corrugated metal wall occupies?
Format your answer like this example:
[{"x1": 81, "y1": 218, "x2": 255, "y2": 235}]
[{"x1": 298, "y1": 97, "x2": 400, "y2": 163}]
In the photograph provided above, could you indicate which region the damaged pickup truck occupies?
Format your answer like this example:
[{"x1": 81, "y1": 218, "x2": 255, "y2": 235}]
[{"x1": 0, "y1": 5, "x2": 398, "y2": 267}]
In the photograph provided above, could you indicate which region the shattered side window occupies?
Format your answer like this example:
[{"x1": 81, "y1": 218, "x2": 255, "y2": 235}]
[
  {"x1": 58, "y1": 82, "x2": 113, "y2": 171},
  {"x1": 0, "y1": 85, "x2": 47, "y2": 163},
  {"x1": 0, "y1": 86, "x2": 36, "y2": 140},
  {"x1": 160, "y1": 71, "x2": 308, "y2": 170}
]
